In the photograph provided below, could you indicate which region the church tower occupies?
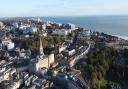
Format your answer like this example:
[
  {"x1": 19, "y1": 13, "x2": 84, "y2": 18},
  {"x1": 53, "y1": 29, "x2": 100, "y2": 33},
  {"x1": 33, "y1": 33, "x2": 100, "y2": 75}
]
[{"x1": 39, "y1": 36, "x2": 44, "y2": 58}]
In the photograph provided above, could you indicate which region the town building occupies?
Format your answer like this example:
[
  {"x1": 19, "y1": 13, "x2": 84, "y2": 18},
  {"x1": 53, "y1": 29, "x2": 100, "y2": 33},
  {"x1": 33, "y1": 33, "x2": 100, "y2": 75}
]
[
  {"x1": 63, "y1": 49, "x2": 76, "y2": 56},
  {"x1": 63, "y1": 23, "x2": 76, "y2": 31},
  {"x1": 12, "y1": 22, "x2": 19, "y2": 28},
  {"x1": 6, "y1": 79, "x2": 23, "y2": 89},
  {"x1": 52, "y1": 29, "x2": 69, "y2": 36},
  {"x1": 29, "y1": 37, "x2": 55, "y2": 72},
  {"x1": 42, "y1": 30, "x2": 47, "y2": 37},
  {"x1": 58, "y1": 43, "x2": 67, "y2": 53},
  {"x1": 42, "y1": 24, "x2": 46, "y2": 30},
  {"x1": 0, "y1": 68, "x2": 16, "y2": 83},
  {"x1": 19, "y1": 49, "x2": 31, "y2": 59},
  {"x1": 1, "y1": 38, "x2": 15, "y2": 51},
  {"x1": 0, "y1": 21, "x2": 4, "y2": 29},
  {"x1": 19, "y1": 25, "x2": 37, "y2": 34}
]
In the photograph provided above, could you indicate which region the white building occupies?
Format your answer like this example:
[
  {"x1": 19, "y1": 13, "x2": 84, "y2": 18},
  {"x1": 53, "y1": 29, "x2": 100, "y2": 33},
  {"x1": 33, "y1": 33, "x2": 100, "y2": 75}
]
[
  {"x1": 0, "y1": 21, "x2": 4, "y2": 29},
  {"x1": 56, "y1": 23, "x2": 62, "y2": 27},
  {"x1": 83, "y1": 30, "x2": 91, "y2": 36},
  {"x1": 63, "y1": 49, "x2": 76, "y2": 56},
  {"x1": 37, "y1": 18, "x2": 42, "y2": 22},
  {"x1": 46, "y1": 22, "x2": 52, "y2": 27},
  {"x1": 59, "y1": 46, "x2": 67, "y2": 53},
  {"x1": 19, "y1": 26, "x2": 37, "y2": 34},
  {"x1": 19, "y1": 25, "x2": 29, "y2": 34},
  {"x1": 52, "y1": 29, "x2": 69, "y2": 36},
  {"x1": 32, "y1": 27, "x2": 38, "y2": 33},
  {"x1": 78, "y1": 30, "x2": 91, "y2": 40},
  {"x1": 19, "y1": 25, "x2": 30, "y2": 29},
  {"x1": 12, "y1": 22, "x2": 19, "y2": 28},
  {"x1": 58, "y1": 43, "x2": 67, "y2": 53},
  {"x1": 42, "y1": 32, "x2": 47, "y2": 37},
  {"x1": 1, "y1": 39, "x2": 15, "y2": 51},
  {"x1": 68, "y1": 23, "x2": 76, "y2": 31},
  {"x1": 7, "y1": 79, "x2": 23, "y2": 89},
  {"x1": 0, "y1": 68, "x2": 16, "y2": 83},
  {"x1": 19, "y1": 49, "x2": 31, "y2": 59},
  {"x1": 7, "y1": 41, "x2": 15, "y2": 51},
  {"x1": 42, "y1": 24, "x2": 46, "y2": 30},
  {"x1": 64, "y1": 23, "x2": 76, "y2": 31},
  {"x1": 42, "y1": 30, "x2": 47, "y2": 37}
]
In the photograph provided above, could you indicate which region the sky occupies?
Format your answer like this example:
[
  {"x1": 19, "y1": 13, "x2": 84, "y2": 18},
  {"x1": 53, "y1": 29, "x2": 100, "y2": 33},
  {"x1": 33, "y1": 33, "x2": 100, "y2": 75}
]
[{"x1": 0, "y1": 0, "x2": 128, "y2": 17}]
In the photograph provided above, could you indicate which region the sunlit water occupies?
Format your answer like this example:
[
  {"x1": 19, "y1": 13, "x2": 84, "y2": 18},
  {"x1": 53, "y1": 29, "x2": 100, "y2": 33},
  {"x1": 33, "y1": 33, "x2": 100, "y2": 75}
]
[{"x1": 43, "y1": 15, "x2": 128, "y2": 36}]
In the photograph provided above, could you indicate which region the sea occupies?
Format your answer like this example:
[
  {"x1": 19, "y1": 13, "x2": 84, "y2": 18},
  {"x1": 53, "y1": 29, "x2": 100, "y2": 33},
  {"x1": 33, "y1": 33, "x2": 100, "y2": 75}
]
[{"x1": 42, "y1": 15, "x2": 128, "y2": 37}]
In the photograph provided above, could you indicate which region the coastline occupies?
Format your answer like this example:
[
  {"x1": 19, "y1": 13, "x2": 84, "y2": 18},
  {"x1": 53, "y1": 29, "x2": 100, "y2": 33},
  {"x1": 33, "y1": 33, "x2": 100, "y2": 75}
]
[
  {"x1": 43, "y1": 16, "x2": 128, "y2": 38},
  {"x1": 114, "y1": 35, "x2": 128, "y2": 40},
  {"x1": 101, "y1": 32, "x2": 128, "y2": 40}
]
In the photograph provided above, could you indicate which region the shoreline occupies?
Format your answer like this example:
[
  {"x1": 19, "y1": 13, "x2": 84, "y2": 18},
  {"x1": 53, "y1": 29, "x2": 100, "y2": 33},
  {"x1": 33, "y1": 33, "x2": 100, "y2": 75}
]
[
  {"x1": 101, "y1": 32, "x2": 128, "y2": 40},
  {"x1": 106, "y1": 33, "x2": 128, "y2": 40},
  {"x1": 114, "y1": 35, "x2": 128, "y2": 40}
]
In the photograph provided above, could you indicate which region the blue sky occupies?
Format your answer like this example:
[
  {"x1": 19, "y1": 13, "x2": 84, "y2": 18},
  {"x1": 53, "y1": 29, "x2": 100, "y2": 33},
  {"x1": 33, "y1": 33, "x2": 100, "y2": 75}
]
[{"x1": 0, "y1": 0, "x2": 128, "y2": 17}]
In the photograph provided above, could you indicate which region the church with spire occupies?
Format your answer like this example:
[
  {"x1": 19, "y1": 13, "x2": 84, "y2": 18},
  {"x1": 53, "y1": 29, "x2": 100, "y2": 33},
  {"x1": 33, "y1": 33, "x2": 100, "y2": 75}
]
[
  {"x1": 29, "y1": 36, "x2": 55, "y2": 72},
  {"x1": 39, "y1": 37, "x2": 44, "y2": 58}
]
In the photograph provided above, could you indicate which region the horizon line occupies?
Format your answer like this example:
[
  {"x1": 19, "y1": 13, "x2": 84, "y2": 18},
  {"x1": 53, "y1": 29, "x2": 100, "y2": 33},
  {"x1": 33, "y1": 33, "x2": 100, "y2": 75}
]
[{"x1": 1, "y1": 14, "x2": 128, "y2": 18}]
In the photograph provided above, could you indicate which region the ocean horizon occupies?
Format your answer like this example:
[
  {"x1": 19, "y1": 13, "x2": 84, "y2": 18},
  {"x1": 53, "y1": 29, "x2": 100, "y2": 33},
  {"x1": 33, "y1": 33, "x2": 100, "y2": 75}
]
[{"x1": 42, "y1": 15, "x2": 128, "y2": 37}]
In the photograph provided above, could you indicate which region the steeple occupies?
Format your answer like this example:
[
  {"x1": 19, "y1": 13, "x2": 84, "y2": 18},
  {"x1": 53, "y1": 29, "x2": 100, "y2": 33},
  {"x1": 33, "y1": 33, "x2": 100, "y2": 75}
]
[{"x1": 39, "y1": 36, "x2": 44, "y2": 58}]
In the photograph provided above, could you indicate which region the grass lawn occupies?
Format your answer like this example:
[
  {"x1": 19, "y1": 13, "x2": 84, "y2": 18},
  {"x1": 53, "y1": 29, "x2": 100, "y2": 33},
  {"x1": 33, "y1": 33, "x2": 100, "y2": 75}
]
[
  {"x1": 100, "y1": 79, "x2": 119, "y2": 89},
  {"x1": 100, "y1": 79, "x2": 108, "y2": 89}
]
